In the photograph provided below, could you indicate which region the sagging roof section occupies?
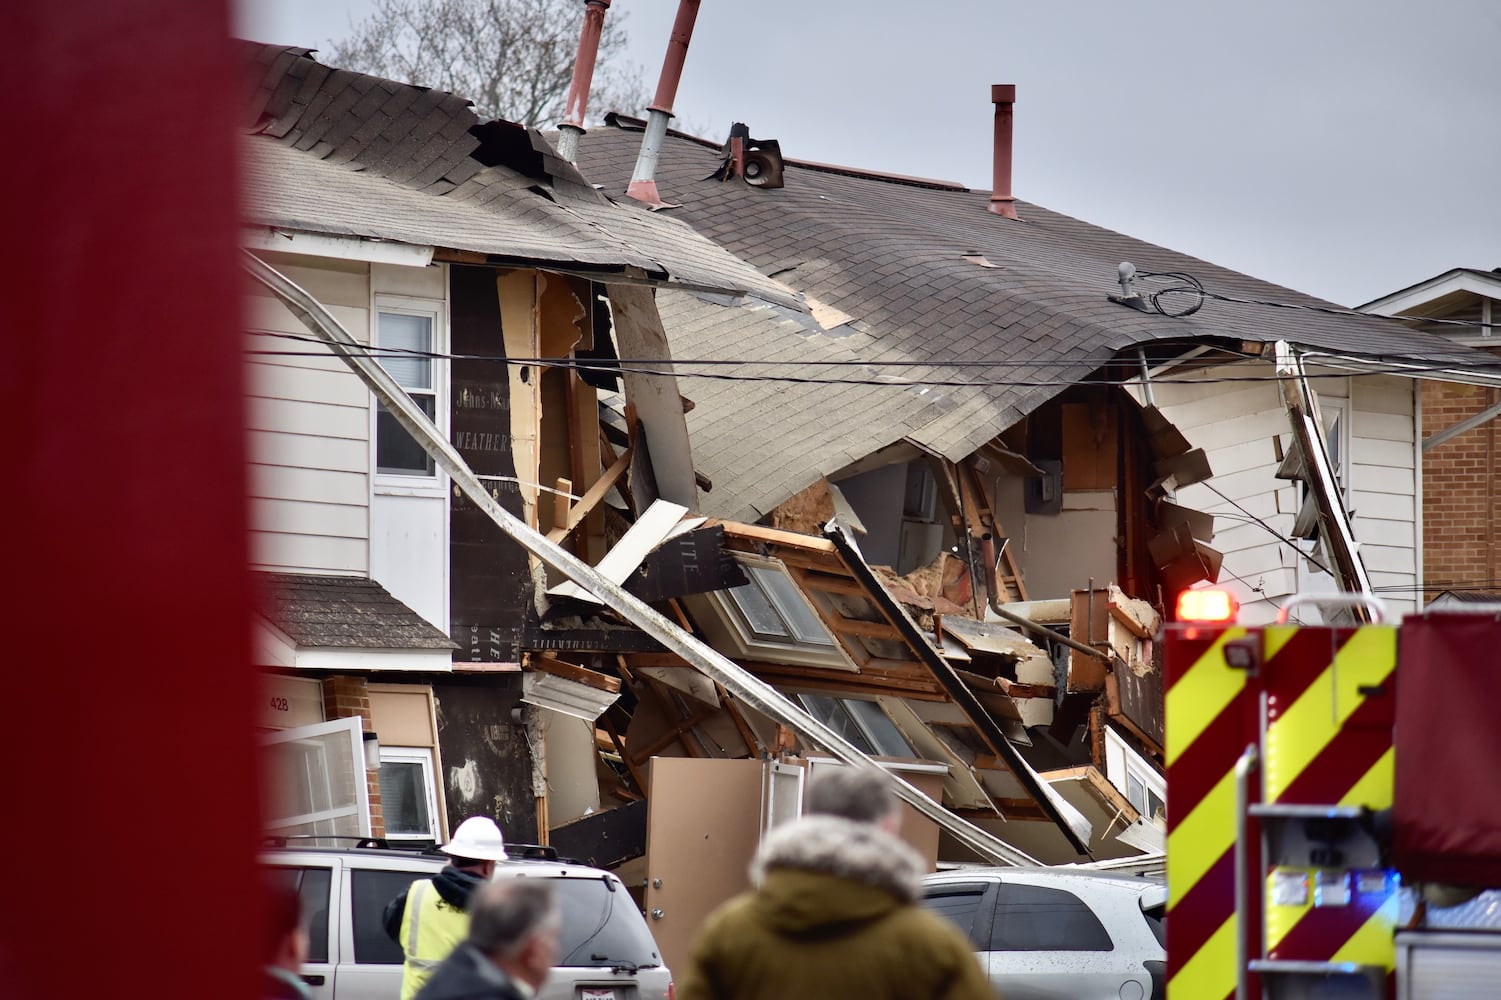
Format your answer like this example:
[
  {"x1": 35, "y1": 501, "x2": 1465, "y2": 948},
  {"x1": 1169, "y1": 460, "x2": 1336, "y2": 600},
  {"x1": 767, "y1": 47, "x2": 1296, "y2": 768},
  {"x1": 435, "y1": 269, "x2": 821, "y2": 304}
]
[
  {"x1": 238, "y1": 42, "x2": 800, "y2": 309},
  {"x1": 574, "y1": 121, "x2": 1490, "y2": 464}
]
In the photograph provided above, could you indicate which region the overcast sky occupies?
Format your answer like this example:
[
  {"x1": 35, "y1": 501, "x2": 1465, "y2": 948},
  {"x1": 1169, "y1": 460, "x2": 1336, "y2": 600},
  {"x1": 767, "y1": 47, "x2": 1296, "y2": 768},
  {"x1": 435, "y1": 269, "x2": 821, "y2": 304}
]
[{"x1": 237, "y1": 0, "x2": 1499, "y2": 307}]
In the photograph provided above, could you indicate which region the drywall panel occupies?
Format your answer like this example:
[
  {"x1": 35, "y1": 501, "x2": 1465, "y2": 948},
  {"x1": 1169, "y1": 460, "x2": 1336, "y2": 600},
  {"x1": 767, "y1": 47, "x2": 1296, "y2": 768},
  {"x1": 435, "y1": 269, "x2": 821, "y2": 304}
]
[
  {"x1": 1021, "y1": 508, "x2": 1118, "y2": 599},
  {"x1": 539, "y1": 708, "x2": 602, "y2": 828}
]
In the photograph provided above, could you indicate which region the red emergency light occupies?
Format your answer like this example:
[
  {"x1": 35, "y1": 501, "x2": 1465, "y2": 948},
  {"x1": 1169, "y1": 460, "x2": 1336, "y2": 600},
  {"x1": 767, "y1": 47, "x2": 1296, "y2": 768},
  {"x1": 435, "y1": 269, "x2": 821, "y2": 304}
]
[{"x1": 1176, "y1": 588, "x2": 1239, "y2": 623}]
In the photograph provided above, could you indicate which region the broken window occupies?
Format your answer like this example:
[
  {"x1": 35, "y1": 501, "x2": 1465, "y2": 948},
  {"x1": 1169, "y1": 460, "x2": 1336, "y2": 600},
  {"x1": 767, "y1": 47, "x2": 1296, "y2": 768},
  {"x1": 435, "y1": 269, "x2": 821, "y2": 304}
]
[
  {"x1": 797, "y1": 694, "x2": 914, "y2": 757},
  {"x1": 727, "y1": 564, "x2": 837, "y2": 648}
]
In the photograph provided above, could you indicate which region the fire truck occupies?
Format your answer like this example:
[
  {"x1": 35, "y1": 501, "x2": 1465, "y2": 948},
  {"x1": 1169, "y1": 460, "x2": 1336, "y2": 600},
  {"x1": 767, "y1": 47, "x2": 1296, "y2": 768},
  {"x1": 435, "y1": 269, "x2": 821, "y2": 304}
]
[{"x1": 1161, "y1": 591, "x2": 1501, "y2": 1000}]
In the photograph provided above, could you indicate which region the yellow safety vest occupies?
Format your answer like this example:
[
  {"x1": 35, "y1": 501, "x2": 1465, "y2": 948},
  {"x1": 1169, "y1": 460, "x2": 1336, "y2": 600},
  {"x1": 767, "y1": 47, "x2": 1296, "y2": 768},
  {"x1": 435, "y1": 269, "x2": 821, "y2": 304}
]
[{"x1": 398, "y1": 878, "x2": 470, "y2": 1000}]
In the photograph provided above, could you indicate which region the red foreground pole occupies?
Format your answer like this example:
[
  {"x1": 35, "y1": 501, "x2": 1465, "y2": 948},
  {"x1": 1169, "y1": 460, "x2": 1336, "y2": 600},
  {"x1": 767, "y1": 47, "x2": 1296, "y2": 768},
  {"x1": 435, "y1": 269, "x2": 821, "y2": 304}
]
[{"x1": 3, "y1": 2, "x2": 259, "y2": 998}]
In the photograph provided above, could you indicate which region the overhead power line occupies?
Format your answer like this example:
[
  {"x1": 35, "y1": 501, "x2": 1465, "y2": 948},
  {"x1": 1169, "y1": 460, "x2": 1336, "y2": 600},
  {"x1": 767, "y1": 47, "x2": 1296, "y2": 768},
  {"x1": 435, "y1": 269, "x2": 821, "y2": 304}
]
[{"x1": 246, "y1": 330, "x2": 1501, "y2": 391}]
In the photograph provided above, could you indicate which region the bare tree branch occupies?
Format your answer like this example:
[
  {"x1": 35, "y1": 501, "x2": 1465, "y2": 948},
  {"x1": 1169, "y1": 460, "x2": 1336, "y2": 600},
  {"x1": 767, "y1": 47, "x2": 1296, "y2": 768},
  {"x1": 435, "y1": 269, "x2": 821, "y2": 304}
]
[{"x1": 325, "y1": 0, "x2": 648, "y2": 128}]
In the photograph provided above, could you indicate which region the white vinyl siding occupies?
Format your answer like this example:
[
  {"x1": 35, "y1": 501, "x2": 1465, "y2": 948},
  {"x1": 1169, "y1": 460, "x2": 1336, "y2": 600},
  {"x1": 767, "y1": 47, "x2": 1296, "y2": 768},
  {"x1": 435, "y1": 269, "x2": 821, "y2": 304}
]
[
  {"x1": 246, "y1": 255, "x2": 373, "y2": 576},
  {"x1": 1349, "y1": 375, "x2": 1418, "y2": 616},
  {"x1": 1153, "y1": 363, "x2": 1419, "y2": 623}
]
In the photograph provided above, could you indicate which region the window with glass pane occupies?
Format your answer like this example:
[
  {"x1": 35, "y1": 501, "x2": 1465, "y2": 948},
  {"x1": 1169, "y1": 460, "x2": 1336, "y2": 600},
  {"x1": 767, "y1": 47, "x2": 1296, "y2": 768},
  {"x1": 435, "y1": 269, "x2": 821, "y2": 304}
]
[
  {"x1": 727, "y1": 578, "x2": 791, "y2": 642},
  {"x1": 351, "y1": 869, "x2": 421, "y2": 963},
  {"x1": 266, "y1": 866, "x2": 333, "y2": 963},
  {"x1": 988, "y1": 883, "x2": 1113, "y2": 952},
  {"x1": 748, "y1": 565, "x2": 836, "y2": 646},
  {"x1": 843, "y1": 698, "x2": 914, "y2": 756},
  {"x1": 797, "y1": 694, "x2": 874, "y2": 754},
  {"x1": 377, "y1": 748, "x2": 436, "y2": 843},
  {"x1": 376, "y1": 311, "x2": 436, "y2": 475}
]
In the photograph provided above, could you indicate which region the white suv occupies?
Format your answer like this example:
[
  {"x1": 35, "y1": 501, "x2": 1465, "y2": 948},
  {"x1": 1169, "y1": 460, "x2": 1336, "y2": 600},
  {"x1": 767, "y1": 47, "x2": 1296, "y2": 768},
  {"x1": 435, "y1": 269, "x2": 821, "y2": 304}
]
[
  {"x1": 922, "y1": 868, "x2": 1167, "y2": 1000},
  {"x1": 264, "y1": 842, "x2": 673, "y2": 1000}
]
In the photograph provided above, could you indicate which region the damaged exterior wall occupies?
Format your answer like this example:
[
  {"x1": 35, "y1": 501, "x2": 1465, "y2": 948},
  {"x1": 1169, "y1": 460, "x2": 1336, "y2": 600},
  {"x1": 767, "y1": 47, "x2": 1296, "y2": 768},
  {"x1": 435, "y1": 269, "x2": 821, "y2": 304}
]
[
  {"x1": 433, "y1": 677, "x2": 539, "y2": 843},
  {"x1": 1139, "y1": 361, "x2": 1418, "y2": 623}
]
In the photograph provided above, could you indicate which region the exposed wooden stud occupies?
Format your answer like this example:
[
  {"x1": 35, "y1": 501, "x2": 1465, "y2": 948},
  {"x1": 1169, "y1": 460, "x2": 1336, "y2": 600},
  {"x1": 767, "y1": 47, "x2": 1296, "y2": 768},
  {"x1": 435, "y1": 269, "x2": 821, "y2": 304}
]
[
  {"x1": 666, "y1": 598, "x2": 693, "y2": 631},
  {"x1": 827, "y1": 614, "x2": 905, "y2": 640},
  {"x1": 531, "y1": 654, "x2": 622, "y2": 693},
  {"x1": 629, "y1": 677, "x2": 712, "y2": 761},
  {"x1": 712, "y1": 520, "x2": 838, "y2": 552},
  {"x1": 763, "y1": 550, "x2": 847, "y2": 574},
  {"x1": 717, "y1": 684, "x2": 762, "y2": 756},
  {"x1": 546, "y1": 446, "x2": 632, "y2": 544},
  {"x1": 599, "y1": 711, "x2": 646, "y2": 793},
  {"x1": 552, "y1": 477, "x2": 573, "y2": 533},
  {"x1": 784, "y1": 566, "x2": 869, "y2": 598}
]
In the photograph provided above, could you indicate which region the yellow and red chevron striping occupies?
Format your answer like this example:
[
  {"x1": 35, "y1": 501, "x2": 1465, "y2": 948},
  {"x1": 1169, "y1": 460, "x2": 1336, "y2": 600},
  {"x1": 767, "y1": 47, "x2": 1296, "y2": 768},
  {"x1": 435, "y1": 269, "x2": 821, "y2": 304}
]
[
  {"x1": 1165, "y1": 626, "x2": 1248, "y2": 1000},
  {"x1": 1263, "y1": 625, "x2": 1395, "y2": 807}
]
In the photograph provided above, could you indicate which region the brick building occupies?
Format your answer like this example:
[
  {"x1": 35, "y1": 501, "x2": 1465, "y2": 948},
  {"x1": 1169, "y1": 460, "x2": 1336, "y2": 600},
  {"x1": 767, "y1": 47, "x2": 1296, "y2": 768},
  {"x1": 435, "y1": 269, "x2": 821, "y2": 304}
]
[{"x1": 1361, "y1": 268, "x2": 1501, "y2": 603}]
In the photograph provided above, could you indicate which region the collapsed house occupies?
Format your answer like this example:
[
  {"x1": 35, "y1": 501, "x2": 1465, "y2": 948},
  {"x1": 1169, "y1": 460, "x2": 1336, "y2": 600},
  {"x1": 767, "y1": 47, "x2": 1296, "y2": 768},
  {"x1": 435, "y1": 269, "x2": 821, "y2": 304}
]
[{"x1": 240, "y1": 38, "x2": 1501, "y2": 973}]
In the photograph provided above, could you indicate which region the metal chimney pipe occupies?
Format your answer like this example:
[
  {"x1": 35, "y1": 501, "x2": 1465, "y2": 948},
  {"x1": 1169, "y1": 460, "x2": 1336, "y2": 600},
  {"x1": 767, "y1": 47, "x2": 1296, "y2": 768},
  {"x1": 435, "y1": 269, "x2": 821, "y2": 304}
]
[
  {"x1": 988, "y1": 84, "x2": 1018, "y2": 220},
  {"x1": 627, "y1": 0, "x2": 702, "y2": 208},
  {"x1": 554, "y1": 0, "x2": 612, "y2": 163}
]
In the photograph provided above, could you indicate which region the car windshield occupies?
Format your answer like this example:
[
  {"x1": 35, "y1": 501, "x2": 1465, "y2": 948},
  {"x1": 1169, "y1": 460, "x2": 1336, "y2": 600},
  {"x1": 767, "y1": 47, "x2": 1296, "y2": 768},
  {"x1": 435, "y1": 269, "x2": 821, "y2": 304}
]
[{"x1": 550, "y1": 876, "x2": 662, "y2": 969}]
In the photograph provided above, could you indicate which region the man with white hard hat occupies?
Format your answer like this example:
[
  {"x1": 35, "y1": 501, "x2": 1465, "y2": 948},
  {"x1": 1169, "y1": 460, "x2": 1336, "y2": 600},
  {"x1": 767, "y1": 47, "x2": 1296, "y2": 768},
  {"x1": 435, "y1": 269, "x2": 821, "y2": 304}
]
[{"x1": 382, "y1": 816, "x2": 510, "y2": 1000}]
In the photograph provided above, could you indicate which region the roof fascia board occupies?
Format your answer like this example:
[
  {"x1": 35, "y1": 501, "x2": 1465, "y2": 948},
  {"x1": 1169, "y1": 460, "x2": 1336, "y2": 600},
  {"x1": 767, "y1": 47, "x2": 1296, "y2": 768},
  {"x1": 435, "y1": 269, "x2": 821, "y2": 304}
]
[
  {"x1": 1358, "y1": 269, "x2": 1501, "y2": 314},
  {"x1": 243, "y1": 228, "x2": 436, "y2": 268},
  {"x1": 1291, "y1": 350, "x2": 1501, "y2": 390},
  {"x1": 292, "y1": 647, "x2": 454, "y2": 672}
]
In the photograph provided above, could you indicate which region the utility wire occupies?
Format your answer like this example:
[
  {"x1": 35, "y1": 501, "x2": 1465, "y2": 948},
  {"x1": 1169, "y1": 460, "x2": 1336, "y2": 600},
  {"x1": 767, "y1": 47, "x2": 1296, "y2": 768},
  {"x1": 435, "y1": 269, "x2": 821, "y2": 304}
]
[
  {"x1": 246, "y1": 344, "x2": 1501, "y2": 393},
  {"x1": 250, "y1": 328, "x2": 1501, "y2": 376},
  {"x1": 1200, "y1": 482, "x2": 1336, "y2": 577},
  {"x1": 1130, "y1": 270, "x2": 1491, "y2": 330}
]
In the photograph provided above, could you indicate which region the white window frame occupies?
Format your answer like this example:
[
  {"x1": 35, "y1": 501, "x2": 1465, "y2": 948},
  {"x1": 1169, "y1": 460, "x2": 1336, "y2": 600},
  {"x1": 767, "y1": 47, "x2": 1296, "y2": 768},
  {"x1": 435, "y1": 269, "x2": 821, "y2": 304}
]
[
  {"x1": 376, "y1": 746, "x2": 441, "y2": 844},
  {"x1": 698, "y1": 554, "x2": 856, "y2": 670},
  {"x1": 1104, "y1": 727, "x2": 1165, "y2": 826},
  {"x1": 260, "y1": 716, "x2": 373, "y2": 836},
  {"x1": 371, "y1": 294, "x2": 448, "y2": 498}
]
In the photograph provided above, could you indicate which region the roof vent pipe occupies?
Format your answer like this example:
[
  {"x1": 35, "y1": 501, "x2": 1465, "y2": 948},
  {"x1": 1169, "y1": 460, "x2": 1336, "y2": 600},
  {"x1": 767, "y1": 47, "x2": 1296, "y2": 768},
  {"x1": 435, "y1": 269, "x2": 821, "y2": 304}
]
[
  {"x1": 988, "y1": 84, "x2": 1018, "y2": 220},
  {"x1": 554, "y1": 0, "x2": 613, "y2": 163},
  {"x1": 626, "y1": 0, "x2": 701, "y2": 209}
]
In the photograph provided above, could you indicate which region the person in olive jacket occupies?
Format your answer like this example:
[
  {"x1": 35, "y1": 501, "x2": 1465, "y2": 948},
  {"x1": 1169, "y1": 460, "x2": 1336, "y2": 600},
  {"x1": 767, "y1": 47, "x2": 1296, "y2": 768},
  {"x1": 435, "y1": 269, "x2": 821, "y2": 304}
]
[{"x1": 677, "y1": 765, "x2": 995, "y2": 1000}]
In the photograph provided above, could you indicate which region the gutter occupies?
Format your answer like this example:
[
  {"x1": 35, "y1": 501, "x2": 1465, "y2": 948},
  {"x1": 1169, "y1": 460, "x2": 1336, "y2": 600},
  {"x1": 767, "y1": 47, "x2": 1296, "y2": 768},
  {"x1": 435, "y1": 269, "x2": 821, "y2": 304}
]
[{"x1": 241, "y1": 249, "x2": 1043, "y2": 867}]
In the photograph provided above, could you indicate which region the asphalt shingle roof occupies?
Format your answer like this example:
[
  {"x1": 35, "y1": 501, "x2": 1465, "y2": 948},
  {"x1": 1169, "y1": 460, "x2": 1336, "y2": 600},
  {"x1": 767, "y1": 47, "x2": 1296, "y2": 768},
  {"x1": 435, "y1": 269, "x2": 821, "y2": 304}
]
[
  {"x1": 260, "y1": 573, "x2": 456, "y2": 650},
  {"x1": 576, "y1": 122, "x2": 1494, "y2": 466},
  {"x1": 238, "y1": 43, "x2": 798, "y2": 309}
]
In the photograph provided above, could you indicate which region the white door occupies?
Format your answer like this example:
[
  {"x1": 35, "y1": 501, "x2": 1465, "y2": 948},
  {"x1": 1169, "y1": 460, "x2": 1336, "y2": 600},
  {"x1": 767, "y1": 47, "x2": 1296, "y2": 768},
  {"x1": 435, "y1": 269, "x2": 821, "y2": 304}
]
[{"x1": 262, "y1": 717, "x2": 373, "y2": 842}]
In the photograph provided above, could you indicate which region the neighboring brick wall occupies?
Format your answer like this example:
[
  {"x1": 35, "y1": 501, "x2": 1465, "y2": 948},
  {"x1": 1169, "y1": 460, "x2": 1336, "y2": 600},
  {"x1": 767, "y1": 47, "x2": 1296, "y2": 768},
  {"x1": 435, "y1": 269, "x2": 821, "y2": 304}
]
[
  {"x1": 321, "y1": 674, "x2": 385, "y2": 838},
  {"x1": 1422, "y1": 373, "x2": 1501, "y2": 603}
]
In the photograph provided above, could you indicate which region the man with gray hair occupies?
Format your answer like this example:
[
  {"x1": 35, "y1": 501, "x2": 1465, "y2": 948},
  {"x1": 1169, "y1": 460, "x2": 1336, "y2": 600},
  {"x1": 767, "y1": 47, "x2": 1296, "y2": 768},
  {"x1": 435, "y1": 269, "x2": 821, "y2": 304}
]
[
  {"x1": 678, "y1": 764, "x2": 993, "y2": 1000},
  {"x1": 415, "y1": 879, "x2": 560, "y2": 1000}
]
